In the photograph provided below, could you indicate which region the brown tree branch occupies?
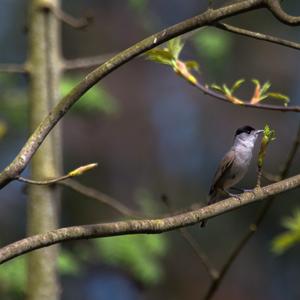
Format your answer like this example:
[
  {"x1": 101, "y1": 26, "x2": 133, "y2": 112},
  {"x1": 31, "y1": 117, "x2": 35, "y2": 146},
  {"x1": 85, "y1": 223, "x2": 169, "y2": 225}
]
[
  {"x1": 161, "y1": 194, "x2": 218, "y2": 280},
  {"x1": 62, "y1": 54, "x2": 116, "y2": 70},
  {"x1": 41, "y1": 2, "x2": 92, "y2": 29},
  {"x1": 17, "y1": 163, "x2": 98, "y2": 185},
  {"x1": 0, "y1": 64, "x2": 28, "y2": 73},
  {"x1": 59, "y1": 179, "x2": 142, "y2": 217},
  {"x1": 214, "y1": 22, "x2": 300, "y2": 50},
  {"x1": 0, "y1": 174, "x2": 299, "y2": 264},
  {"x1": 265, "y1": 0, "x2": 300, "y2": 26},
  {"x1": 179, "y1": 228, "x2": 219, "y2": 280},
  {"x1": 0, "y1": 0, "x2": 267, "y2": 188},
  {"x1": 203, "y1": 122, "x2": 300, "y2": 300},
  {"x1": 193, "y1": 81, "x2": 300, "y2": 112}
]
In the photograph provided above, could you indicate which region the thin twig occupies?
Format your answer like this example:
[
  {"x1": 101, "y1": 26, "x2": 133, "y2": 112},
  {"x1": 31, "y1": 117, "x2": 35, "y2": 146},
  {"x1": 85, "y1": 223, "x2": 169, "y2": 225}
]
[
  {"x1": 50, "y1": 7, "x2": 92, "y2": 29},
  {"x1": 63, "y1": 54, "x2": 116, "y2": 70},
  {"x1": 0, "y1": 64, "x2": 27, "y2": 74},
  {"x1": 0, "y1": 174, "x2": 300, "y2": 264},
  {"x1": 161, "y1": 194, "x2": 218, "y2": 280},
  {"x1": 59, "y1": 179, "x2": 142, "y2": 218},
  {"x1": 193, "y1": 81, "x2": 300, "y2": 112},
  {"x1": 18, "y1": 175, "x2": 69, "y2": 185},
  {"x1": 203, "y1": 122, "x2": 300, "y2": 300},
  {"x1": 17, "y1": 163, "x2": 98, "y2": 185},
  {"x1": 214, "y1": 22, "x2": 300, "y2": 50},
  {"x1": 179, "y1": 228, "x2": 219, "y2": 280}
]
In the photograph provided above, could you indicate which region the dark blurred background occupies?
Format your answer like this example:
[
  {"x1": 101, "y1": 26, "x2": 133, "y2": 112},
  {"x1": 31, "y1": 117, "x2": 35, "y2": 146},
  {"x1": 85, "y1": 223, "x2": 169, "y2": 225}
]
[{"x1": 0, "y1": 0, "x2": 299, "y2": 299}]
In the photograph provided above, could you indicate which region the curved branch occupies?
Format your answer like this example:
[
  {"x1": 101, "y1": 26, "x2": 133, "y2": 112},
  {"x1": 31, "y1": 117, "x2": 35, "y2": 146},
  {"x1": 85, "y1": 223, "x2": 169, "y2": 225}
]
[
  {"x1": 0, "y1": 0, "x2": 265, "y2": 188},
  {"x1": 214, "y1": 22, "x2": 300, "y2": 50},
  {"x1": 0, "y1": 173, "x2": 299, "y2": 264},
  {"x1": 0, "y1": 64, "x2": 28, "y2": 73},
  {"x1": 59, "y1": 179, "x2": 142, "y2": 217},
  {"x1": 51, "y1": 7, "x2": 91, "y2": 29},
  {"x1": 194, "y1": 81, "x2": 300, "y2": 112},
  {"x1": 63, "y1": 54, "x2": 116, "y2": 71},
  {"x1": 265, "y1": 0, "x2": 300, "y2": 26}
]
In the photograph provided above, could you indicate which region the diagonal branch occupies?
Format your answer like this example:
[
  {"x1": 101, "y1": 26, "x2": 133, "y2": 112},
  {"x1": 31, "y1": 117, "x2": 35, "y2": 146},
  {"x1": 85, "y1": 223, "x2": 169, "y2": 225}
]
[
  {"x1": 0, "y1": 0, "x2": 266, "y2": 188},
  {"x1": 214, "y1": 22, "x2": 300, "y2": 50},
  {"x1": 59, "y1": 179, "x2": 142, "y2": 217},
  {"x1": 265, "y1": 0, "x2": 300, "y2": 26},
  {"x1": 62, "y1": 54, "x2": 116, "y2": 71},
  {"x1": 193, "y1": 81, "x2": 300, "y2": 112},
  {"x1": 0, "y1": 64, "x2": 28, "y2": 73},
  {"x1": 0, "y1": 173, "x2": 299, "y2": 264},
  {"x1": 203, "y1": 122, "x2": 300, "y2": 300}
]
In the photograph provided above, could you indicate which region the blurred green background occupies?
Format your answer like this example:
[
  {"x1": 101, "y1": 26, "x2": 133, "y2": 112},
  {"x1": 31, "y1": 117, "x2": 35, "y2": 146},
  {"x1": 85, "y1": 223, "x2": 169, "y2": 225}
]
[{"x1": 0, "y1": 0, "x2": 299, "y2": 299}]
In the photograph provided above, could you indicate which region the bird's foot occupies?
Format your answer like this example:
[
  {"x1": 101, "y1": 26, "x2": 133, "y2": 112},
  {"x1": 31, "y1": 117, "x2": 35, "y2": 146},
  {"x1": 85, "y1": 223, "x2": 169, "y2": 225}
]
[{"x1": 223, "y1": 190, "x2": 242, "y2": 203}]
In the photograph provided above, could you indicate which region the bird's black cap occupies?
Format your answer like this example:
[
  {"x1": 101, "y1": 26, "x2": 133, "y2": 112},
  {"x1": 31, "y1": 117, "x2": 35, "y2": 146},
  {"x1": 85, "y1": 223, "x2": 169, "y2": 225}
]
[{"x1": 235, "y1": 125, "x2": 255, "y2": 136}]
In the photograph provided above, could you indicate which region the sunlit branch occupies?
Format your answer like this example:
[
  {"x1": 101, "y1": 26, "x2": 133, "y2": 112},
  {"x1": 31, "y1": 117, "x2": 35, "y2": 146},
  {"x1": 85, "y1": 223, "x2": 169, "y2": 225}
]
[
  {"x1": 59, "y1": 179, "x2": 142, "y2": 217},
  {"x1": 161, "y1": 194, "x2": 218, "y2": 280},
  {"x1": 48, "y1": 6, "x2": 91, "y2": 29},
  {"x1": 214, "y1": 22, "x2": 300, "y2": 50},
  {"x1": 0, "y1": 64, "x2": 27, "y2": 74},
  {"x1": 0, "y1": 174, "x2": 299, "y2": 264},
  {"x1": 17, "y1": 163, "x2": 98, "y2": 185},
  {"x1": 63, "y1": 54, "x2": 116, "y2": 70},
  {"x1": 193, "y1": 81, "x2": 300, "y2": 112}
]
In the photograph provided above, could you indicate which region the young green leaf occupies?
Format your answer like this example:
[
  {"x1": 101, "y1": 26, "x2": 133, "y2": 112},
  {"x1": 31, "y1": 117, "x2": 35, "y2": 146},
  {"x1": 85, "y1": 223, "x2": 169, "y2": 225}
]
[
  {"x1": 267, "y1": 92, "x2": 290, "y2": 103},
  {"x1": 210, "y1": 84, "x2": 224, "y2": 93},
  {"x1": 272, "y1": 209, "x2": 300, "y2": 255},
  {"x1": 231, "y1": 79, "x2": 245, "y2": 93},
  {"x1": 145, "y1": 49, "x2": 174, "y2": 65},
  {"x1": 185, "y1": 60, "x2": 200, "y2": 72},
  {"x1": 168, "y1": 38, "x2": 184, "y2": 59},
  {"x1": 251, "y1": 79, "x2": 260, "y2": 88},
  {"x1": 257, "y1": 124, "x2": 276, "y2": 169},
  {"x1": 222, "y1": 84, "x2": 231, "y2": 96},
  {"x1": 260, "y1": 81, "x2": 271, "y2": 95}
]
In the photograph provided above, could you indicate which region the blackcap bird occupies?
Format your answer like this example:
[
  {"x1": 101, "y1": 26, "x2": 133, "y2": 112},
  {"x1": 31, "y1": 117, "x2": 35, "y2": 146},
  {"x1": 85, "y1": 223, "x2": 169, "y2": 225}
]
[{"x1": 200, "y1": 125, "x2": 263, "y2": 227}]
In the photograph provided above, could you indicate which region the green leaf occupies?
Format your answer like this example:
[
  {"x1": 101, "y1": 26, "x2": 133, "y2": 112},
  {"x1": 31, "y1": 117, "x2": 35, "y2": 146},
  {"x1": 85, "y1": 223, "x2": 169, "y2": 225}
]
[
  {"x1": 61, "y1": 77, "x2": 119, "y2": 115},
  {"x1": 95, "y1": 191, "x2": 168, "y2": 285},
  {"x1": 251, "y1": 78, "x2": 260, "y2": 88},
  {"x1": 222, "y1": 84, "x2": 231, "y2": 96},
  {"x1": 167, "y1": 38, "x2": 184, "y2": 59},
  {"x1": 272, "y1": 231, "x2": 300, "y2": 255},
  {"x1": 192, "y1": 28, "x2": 232, "y2": 59},
  {"x1": 260, "y1": 81, "x2": 271, "y2": 95},
  {"x1": 272, "y1": 209, "x2": 300, "y2": 254},
  {"x1": 146, "y1": 49, "x2": 174, "y2": 66},
  {"x1": 231, "y1": 79, "x2": 245, "y2": 93},
  {"x1": 258, "y1": 94, "x2": 269, "y2": 101},
  {"x1": 210, "y1": 84, "x2": 224, "y2": 93},
  {"x1": 95, "y1": 234, "x2": 168, "y2": 285},
  {"x1": 128, "y1": 0, "x2": 148, "y2": 12},
  {"x1": 0, "y1": 256, "x2": 26, "y2": 294},
  {"x1": 58, "y1": 250, "x2": 80, "y2": 275},
  {"x1": 267, "y1": 92, "x2": 290, "y2": 103},
  {"x1": 185, "y1": 60, "x2": 200, "y2": 72}
]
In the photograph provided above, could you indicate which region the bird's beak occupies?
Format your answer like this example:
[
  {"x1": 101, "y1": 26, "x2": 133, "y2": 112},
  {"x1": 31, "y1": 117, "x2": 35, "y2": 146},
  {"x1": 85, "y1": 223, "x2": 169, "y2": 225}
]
[{"x1": 255, "y1": 129, "x2": 264, "y2": 135}]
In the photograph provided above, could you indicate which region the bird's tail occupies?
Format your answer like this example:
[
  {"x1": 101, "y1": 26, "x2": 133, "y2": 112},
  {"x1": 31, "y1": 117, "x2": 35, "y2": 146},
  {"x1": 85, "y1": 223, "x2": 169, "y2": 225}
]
[{"x1": 200, "y1": 189, "x2": 220, "y2": 228}]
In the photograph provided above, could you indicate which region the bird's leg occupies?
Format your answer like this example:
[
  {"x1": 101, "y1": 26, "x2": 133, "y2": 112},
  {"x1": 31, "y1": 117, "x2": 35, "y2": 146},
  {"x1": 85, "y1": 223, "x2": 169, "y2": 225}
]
[
  {"x1": 229, "y1": 187, "x2": 256, "y2": 197},
  {"x1": 221, "y1": 189, "x2": 242, "y2": 203}
]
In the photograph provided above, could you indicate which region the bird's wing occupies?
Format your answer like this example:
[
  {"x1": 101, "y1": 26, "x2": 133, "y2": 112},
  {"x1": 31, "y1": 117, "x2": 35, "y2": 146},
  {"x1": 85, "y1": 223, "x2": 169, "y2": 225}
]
[{"x1": 209, "y1": 149, "x2": 235, "y2": 195}]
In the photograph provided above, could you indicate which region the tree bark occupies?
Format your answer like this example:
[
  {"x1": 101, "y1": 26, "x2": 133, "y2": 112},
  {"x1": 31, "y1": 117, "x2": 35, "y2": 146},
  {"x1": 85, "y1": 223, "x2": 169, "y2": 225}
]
[{"x1": 26, "y1": 0, "x2": 62, "y2": 299}]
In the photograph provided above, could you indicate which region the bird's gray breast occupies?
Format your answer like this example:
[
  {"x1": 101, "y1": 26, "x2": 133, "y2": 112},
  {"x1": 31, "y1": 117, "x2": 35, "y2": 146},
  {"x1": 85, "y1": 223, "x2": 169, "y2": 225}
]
[{"x1": 223, "y1": 144, "x2": 254, "y2": 189}]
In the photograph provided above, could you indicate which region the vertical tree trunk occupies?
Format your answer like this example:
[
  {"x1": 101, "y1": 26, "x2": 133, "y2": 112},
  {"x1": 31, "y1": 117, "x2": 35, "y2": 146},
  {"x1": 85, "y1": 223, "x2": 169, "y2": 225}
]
[{"x1": 26, "y1": 0, "x2": 62, "y2": 299}]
